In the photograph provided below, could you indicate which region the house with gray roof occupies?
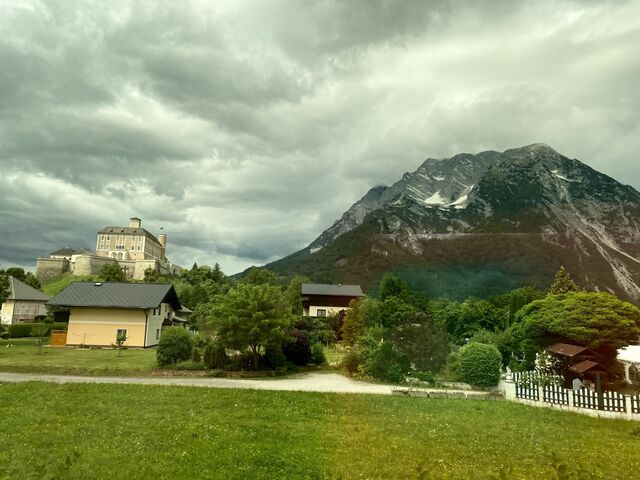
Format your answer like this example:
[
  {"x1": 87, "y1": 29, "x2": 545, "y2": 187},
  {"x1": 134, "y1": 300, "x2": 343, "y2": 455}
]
[
  {"x1": 301, "y1": 283, "x2": 364, "y2": 317},
  {"x1": 48, "y1": 282, "x2": 182, "y2": 348},
  {"x1": 1, "y1": 276, "x2": 51, "y2": 325}
]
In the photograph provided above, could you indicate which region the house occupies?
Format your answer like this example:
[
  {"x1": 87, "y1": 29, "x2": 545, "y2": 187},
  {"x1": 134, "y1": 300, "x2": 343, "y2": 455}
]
[
  {"x1": 0, "y1": 276, "x2": 51, "y2": 325},
  {"x1": 301, "y1": 283, "x2": 364, "y2": 317},
  {"x1": 545, "y1": 343, "x2": 607, "y2": 387},
  {"x1": 47, "y1": 282, "x2": 182, "y2": 348}
]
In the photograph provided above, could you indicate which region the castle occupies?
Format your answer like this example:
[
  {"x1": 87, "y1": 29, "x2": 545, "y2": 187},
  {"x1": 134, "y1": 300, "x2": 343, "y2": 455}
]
[{"x1": 36, "y1": 218, "x2": 181, "y2": 282}]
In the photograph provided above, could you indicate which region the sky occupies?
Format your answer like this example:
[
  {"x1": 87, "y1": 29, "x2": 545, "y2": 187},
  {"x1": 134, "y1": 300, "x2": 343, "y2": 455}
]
[{"x1": 1, "y1": 0, "x2": 639, "y2": 275}]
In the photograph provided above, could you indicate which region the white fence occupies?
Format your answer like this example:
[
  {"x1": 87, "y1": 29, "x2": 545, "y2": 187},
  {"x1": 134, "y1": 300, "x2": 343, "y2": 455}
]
[{"x1": 503, "y1": 372, "x2": 640, "y2": 420}]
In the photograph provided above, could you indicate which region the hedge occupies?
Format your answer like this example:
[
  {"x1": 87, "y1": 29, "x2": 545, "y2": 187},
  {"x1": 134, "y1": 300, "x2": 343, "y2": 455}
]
[
  {"x1": 458, "y1": 342, "x2": 502, "y2": 386},
  {"x1": 8, "y1": 322, "x2": 68, "y2": 338}
]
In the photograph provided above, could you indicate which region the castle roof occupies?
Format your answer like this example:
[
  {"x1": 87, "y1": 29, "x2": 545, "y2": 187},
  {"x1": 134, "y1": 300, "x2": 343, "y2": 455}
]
[
  {"x1": 49, "y1": 246, "x2": 77, "y2": 256},
  {"x1": 7, "y1": 276, "x2": 51, "y2": 302},
  {"x1": 97, "y1": 226, "x2": 161, "y2": 244}
]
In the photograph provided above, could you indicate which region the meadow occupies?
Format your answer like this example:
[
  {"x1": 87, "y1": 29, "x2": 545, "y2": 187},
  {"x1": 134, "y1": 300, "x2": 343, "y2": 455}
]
[
  {"x1": 0, "y1": 382, "x2": 638, "y2": 479},
  {"x1": 0, "y1": 339, "x2": 156, "y2": 376}
]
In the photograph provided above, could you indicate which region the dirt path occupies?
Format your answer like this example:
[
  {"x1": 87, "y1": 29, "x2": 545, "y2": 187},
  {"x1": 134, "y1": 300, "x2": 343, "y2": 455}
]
[{"x1": 0, "y1": 371, "x2": 398, "y2": 395}]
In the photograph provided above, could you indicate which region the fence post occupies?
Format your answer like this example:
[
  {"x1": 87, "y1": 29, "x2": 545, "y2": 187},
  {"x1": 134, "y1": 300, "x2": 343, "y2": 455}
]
[
  {"x1": 625, "y1": 395, "x2": 632, "y2": 414},
  {"x1": 595, "y1": 373, "x2": 604, "y2": 411},
  {"x1": 537, "y1": 383, "x2": 544, "y2": 404}
]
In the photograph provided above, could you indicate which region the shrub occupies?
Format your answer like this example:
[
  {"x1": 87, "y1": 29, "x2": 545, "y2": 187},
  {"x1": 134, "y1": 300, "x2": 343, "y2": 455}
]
[
  {"x1": 311, "y1": 343, "x2": 326, "y2": 365},
  {"x1": 261, "y1": 346, "x2": 287, "y2": 369},
  {"x1": 364, "y1": 341, "x2": 410, "y2": 383},
  {"x1": 282, "y1": 329, "x2": 311, "y2": 365},
  {"x1": 7, "y1": 322, "x2": 68, "y2": 338},
  {"x1": 458, "y1": 342, "x2": 502, "y2": 386},
  {"x1": 208, "y1": 368, "x2": 226, "y2": 377},
  {"x1": 341, "y1": 351, "x2": 361, "y2": 376},
  {"x1": 191, "y1": 347, "x2": 202, "y2": 362},
  {"x1": 167, "y1": 360, "x2": 205, "y2": 371},
  {"x1": 156, "y1": 327, "x2": 194, "y2": 367},
  {"x1": 203, "y1": 342, "x2": 229, "y2": 369},
  {"x1": 0, "y1": 332, "x2": 9, "y2": 339}
]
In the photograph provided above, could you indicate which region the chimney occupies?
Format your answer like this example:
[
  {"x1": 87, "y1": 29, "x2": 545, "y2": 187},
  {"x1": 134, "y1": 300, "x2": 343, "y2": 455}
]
[
  {"x1": 158, "y1": 233, "x2": 166, "y2": 248},
  {"x1": 129, "y1": 217, "x2": 142, "y2": 228}
]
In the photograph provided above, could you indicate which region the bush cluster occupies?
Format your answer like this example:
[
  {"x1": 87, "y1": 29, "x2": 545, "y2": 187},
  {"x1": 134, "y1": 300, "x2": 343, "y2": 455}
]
[
  {"x1": 458, "y1": 342, "x2": 502, "y2": 386},
  {"x1": 8, "y1": 322, "x2": 68, "y2": 338},
  {"x1": 203, "y1": 342, "x2": 229, "y2": 369},
  {"x1": 156, "y1": 327, "x2": 194, "y2": 367}
]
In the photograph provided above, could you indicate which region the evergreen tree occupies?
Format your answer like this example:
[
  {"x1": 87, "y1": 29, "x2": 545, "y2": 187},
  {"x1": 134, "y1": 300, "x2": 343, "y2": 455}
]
[{"x1": 549, "y1": 266, "x2": 579, "y2": 294}]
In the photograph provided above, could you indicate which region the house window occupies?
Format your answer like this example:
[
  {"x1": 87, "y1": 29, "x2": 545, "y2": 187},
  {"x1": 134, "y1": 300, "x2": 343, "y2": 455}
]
[
  {"x1": 317, "y1": 309, "x2": 327, "y2": 317},
  {"x1": 156, "y1": 329, "x2": 160, "y2": 340},
  {"x1": 116, "y1": 328, "x2": 127, "y2": 340}
]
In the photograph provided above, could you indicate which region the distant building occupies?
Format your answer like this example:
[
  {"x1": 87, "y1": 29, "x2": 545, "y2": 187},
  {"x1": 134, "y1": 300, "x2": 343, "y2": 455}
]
[
  {"x1": 36, "y1": 217, "x2": 181, "y2": 282},
  {"x1": 0, "y1": 276, "x2": 51, "y2": 324},
  {"x1": 301, "y1": 283, "x2": 364, "y2": 317},
  {"x1": 47, "y1": 282, "x2": 182, "y2": 348}
]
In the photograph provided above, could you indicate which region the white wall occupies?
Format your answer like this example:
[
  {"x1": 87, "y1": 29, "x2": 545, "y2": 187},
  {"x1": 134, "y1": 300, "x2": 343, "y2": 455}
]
[{"x1": 145, "y1": 302, "x2": 173, "y2": 347}]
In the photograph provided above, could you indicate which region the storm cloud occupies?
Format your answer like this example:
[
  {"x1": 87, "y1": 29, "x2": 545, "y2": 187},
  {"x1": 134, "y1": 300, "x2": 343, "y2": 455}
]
[{"x1": 1, "y1": 0, "x2": 639, "y2": 273}]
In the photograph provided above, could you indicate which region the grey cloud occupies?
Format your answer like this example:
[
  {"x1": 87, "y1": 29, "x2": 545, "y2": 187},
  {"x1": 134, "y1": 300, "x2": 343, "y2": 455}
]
[{"x1": 1, "y1": 0, "x2": 639, "y2": 274}]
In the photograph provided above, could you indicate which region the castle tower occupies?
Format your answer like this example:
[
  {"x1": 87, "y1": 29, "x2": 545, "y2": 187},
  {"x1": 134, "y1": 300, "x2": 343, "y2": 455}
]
[{"x1": 129, "y1": 217, "x2": 142, "y2": 228}]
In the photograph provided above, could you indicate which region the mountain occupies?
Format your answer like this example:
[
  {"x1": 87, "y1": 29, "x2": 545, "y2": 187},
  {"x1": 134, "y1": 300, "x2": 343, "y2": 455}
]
[{"x1": 266, "y1": 144, "x2": 640, "y2": 302}]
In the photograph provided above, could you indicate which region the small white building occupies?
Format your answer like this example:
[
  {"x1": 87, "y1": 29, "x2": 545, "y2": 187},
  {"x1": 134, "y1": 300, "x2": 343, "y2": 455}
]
[
  {"x1": 618, "y1": 345, "x2": 640, "y2": 385},
  {"x1": 0, "y1": 276, "x2": 51, "y2": 324}
]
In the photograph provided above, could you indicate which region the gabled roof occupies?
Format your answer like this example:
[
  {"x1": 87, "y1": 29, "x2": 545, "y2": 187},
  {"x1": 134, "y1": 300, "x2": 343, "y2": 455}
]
[
  {"x1": 97, "y1": 226, "x2": 160, "y2": 244},
  {"x1": 7, "y1": 276, "x2": 51, "y2": 302},
  {"x1": 47, "y1": 282, "x2": 181, "y2": 310},
  {"x1": 49, "y1": 246, "x2": 76, "y2": 256},
  {"x1": 301, "y1": 283, "x2": 364, "y2": 297},
  {"x1": 546, "y1": 343, "x2": 594, "y2": 358},
  {"x1": 569, "y1": 360, "x2": 605, "y2": 374}
]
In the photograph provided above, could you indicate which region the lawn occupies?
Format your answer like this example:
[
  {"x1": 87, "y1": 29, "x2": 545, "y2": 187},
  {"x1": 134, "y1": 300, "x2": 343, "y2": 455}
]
[
  {"x1": 0, "y1": 383, "x2": 638, "y2": 479},
  {"x1": 0, "y1": 339, "x2": 156, "y2": 375}
]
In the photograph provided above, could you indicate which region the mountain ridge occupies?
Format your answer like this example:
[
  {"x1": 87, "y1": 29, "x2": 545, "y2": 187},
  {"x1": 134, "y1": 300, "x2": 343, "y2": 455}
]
[{"x1": 267, "y1": 144, "x2": 640, "y2": 302}]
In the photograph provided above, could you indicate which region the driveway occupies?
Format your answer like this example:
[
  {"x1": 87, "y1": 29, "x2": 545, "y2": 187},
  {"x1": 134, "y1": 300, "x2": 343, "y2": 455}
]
[{"x1": 0, "y1": 371, "x2": 397, "y2": 395}]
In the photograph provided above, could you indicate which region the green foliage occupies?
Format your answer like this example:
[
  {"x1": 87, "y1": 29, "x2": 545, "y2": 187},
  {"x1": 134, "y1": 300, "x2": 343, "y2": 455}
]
[
  {"x1": 358, "y1": 326, "x2": 410, "y2": 382},
  {"x1": 341, "y1": 298, "x2": 367, "y2": 346},
  {"x1": 379, "y1": 274, "x2": 410, "y2": 301},
  {"x1": 99, "y1": 263, "x2": 126, "y2": 282},
  {"x1": 311, "y1": 343, "x2": 326, "y2": 365},
  {"x1": 379, "y1": 296, "x2": 416, "y2": 329},
  {"x1": 42, "y1": 273, "x2": 100, "y2": 296},
  {"x1": 241, "y1": 267, "x2": 279, "y2": 286},
  {"x1": 391, "y1": 312, "x2": 449, "y2": 373},
  {"x1": 143, "y1": 267, "x2": 161, "y2": 283},
  {"x1": 458, "y1": 342, "x2": 502, "y2": 386},
  {"x1": 341, "y1": 351, "x2": 361, "y2": 376},
  {"x1": 282, "y1": 329, "x2": 311, "y2": 365},
  {"x1": 207, "y1": 283, "x2": 293, "y2": 369},
  {"x1": 549, "y1": 266, "x2": 579, "y2": 295},
  {"x1": 112, "y1": 330, "x2": 128, "y2": 357},
  {"x1": 8, "y1": 322, "x2": 68, "y2": 338},
  {"x1": 156, "y1": 327, "x2": 194, "y2": 366},
  {"x1": 202, "y1": 342, "x2": 229, "y2": 369},
  {"x1": 512, "y1": 292, "x2": 640, "y2": 367},
  {"x1": 165, "y1": 360, "x2": 205, "y2": 371},
  {"x1": 293, "y1": 316, "x2": 336, "y2": 346},
  {"x1": 31, "y1": 324, "x2": 49, "y2": 355},
  {"x1": 285, "y1": 274, "x2": 311, "y2": 314}
]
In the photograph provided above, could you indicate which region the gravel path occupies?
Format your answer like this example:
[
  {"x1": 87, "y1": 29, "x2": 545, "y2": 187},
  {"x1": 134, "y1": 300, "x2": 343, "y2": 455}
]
[{"x1": 0, "y1": 371, "x2": 397, "y2": 395}]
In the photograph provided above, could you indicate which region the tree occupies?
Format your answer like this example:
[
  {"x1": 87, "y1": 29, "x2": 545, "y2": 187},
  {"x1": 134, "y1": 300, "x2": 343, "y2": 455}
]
[
  {"x1": 282, "y1": 329, "x2": 311, "y2": 365},
  {"x1": 100, "y1": 263, "x2": 126, "y2": 282},
  {"x1": 379, "y1": 274, "x2": 410, "y2": 301},
  {"x1": 113, "y1": 330, "x2": 128, "y2": 357},
  {"x1": 32, "y1": 324, "x2": 49, "y2": 355},
  {"x1": 391, "y1": 312, "x2": 450, "y2": 373},
  {"x1": 342, "y1": 298, "x2": 367, "y2": 346},
  {"x1": 549, "y1": 266, "x2": 579, "y2": 294},
  {"x1": 285, "y1": 274, "x2": 311, "y2": 314},
  {"x1": 241, "y1": 267, "x2": 279, "y2": 286},
  {"x1": 143, "y1": 267, "x2": 161, "y2": 283},
  {"x1": 208, "y1": 283, "x2": 293, "y2": 369},
  {"x1": 512, "y1": 292, "x2": 640, "y2": 368}
]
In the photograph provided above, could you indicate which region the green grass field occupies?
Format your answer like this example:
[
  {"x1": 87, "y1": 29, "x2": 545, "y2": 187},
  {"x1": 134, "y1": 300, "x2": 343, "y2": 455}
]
[
  {"x1": 0, "y1": 382, "x2": 638, "y2": 479},
  {"x1": 0, "y1": 339, "x2": 156, "y2": 375}
]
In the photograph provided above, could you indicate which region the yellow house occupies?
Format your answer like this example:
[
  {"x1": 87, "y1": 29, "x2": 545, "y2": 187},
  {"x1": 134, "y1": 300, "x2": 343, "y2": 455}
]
[{"x1": 47, "y1": 282, "x2": 182, "y2": 348}]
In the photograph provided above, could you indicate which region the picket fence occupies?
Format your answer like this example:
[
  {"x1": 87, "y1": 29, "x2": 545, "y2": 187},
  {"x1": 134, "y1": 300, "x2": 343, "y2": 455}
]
[{"x1": 511, "y1": 371, "x2": 640, "y2": 416}]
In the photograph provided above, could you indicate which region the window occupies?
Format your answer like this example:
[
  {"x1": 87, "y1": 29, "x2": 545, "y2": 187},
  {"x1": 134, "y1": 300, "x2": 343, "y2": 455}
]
[
  {"x1": 116, "y1": 328, "x2": 127, "y2": 340},
  {"x1": 156, "y1": 329, "x2": 160, "y2": 340},
  {"x1": 317, "y1": 309, "x2": 327, "y2": 317}
]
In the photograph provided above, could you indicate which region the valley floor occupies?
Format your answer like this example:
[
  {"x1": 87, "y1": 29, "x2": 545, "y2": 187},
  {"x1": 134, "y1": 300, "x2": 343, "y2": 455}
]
[{"x1": 0, "y1": 382, "x2": 638, "y2": 479}]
